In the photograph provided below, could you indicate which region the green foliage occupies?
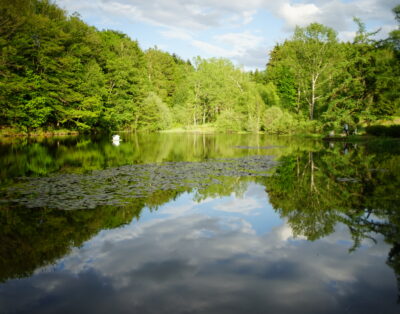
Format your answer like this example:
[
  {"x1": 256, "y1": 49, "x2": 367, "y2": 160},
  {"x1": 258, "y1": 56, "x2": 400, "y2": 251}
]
[
  {"x1": 265, "y1": 15, "x2": 399, "y2": 132},
  {"x1": 258, "y1": 82, "x2": 280, "y2": 107},
  {"x1": 138, "y1": 92, "x2": 172, "y2": 131},
  {"x1": 353, "y1": 17, "x2": 380, "y2": 44},
  {"x1": 365, "y1": 125, "x2": 400, "y2": 137},
  {"x1": 20, "y1": 96, "x2": 53, "y2": 130},
  {"x1": 263, "y1": 106, "x2": 317, "y2": 135},
  {"x1": 0, "y1": 1, "x2": 398, "y2": 135},
  {"x1": 170, "y1": 57, "x2": 267, "y2": 131},
  {"x1": 144, "y1": 47, "x2": 188, "y2": 106},
  {"x1": 265, "y1": 60, "x2": 297, "y2": 111},
  {"x1": 215, "y1": 110, "x2": 244, "y2": 132},
  {"x1": 264, "y1": 106, "x2": 295, "y2": 134},
  {"x1": 0, "y1": 1, "x2": 147, "y2": 132}
]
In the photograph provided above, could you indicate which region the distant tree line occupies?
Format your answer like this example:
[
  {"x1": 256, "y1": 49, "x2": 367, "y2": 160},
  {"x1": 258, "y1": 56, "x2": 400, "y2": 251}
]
[{"x1": 0, "y1": 0, "x2": 399, "y2": 134}]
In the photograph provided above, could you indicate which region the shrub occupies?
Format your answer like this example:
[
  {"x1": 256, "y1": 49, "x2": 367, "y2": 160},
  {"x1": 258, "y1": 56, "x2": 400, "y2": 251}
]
[
  {"x1": 263, "y1": 106, "x2": 320, "y2": 135},
  {"x1": 139, "y1": 93, "x2": 172, "y2": 131},
  {"x1": 215, "y1": 110, "x2": 244, "y2": 132},
  {"x1": 365, "y1": 125, "x2": 400, "y2": 137}
]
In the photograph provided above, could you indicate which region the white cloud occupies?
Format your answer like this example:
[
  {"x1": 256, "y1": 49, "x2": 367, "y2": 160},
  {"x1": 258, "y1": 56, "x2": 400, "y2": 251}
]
[
  {"x1": 214, "y1": 32, "x2": 264, "y2": 54},
  {"x1": 234, "y1": 46, "x2": 269, "y2": 70},
  {"x1": 276, "y1": 0, "x2": 398, "y2": 36},
  {"x1": 339, "y1": 31, "x2": 357, "y2": 42},
  {"x1": 210, "y1": 32, "x2": 267, "y2": 69},
  {"x1": 158, "y1": 30, "x2": 267, "y2": 68},
  {"x1": 191, "y1": 39, "x2": 233, "y2": 57},
  {"x1": 159, "y1": 29, "x2": 193, "y2": 41},
  {"x1": 59, "y1": 0, "x2": 264, "y2": 30},
  {"x1": 161, "y1": 31, "x2": 267, "y2": 69},
  {"x1": 279, "y1": 3, "x2": 322, "y2": 28},
  {"x1": 243, "y1": 10, "x2": 257, "y2": 25},
  {"x1": 377, "y1": 24, "x2": 399, "y2": 39},
  {"x1": 56, "y1": 0, "x2": 400, "y2": 69}
]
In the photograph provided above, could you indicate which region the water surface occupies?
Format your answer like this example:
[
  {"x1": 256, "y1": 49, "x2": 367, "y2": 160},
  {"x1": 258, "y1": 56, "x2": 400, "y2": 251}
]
[{"x1": 0, "y1": 133, "x2": 399, "y2": 313}]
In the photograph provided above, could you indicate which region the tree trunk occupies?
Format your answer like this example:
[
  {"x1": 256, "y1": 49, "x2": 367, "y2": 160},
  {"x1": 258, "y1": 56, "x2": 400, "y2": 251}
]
[
  {"x1": 296, "y1": 87, "x2": 301, "y2": 114},
  {"x1": 310, "y1": 152, "x2": 315, "y2": 191},
  {"x1": 310, "y1": 75, "x2": 316, "y2": 120}
]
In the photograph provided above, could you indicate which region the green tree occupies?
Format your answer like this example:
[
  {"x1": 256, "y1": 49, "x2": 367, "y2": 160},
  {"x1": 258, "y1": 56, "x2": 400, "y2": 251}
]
[
  {"x1": 145, "y1": 47, "x2": 180, "y2": 106},
  {"x1": 136, "y1": 92, "x2": 172, "y2": 131},
  {"x1": 99, "y1": 30, "x2": 147, "y2": 130},
  {"x1": 289, "y1": 23, "x2": 339, "y2": 120},
  {"x1": 266, "y1": 45, "x2": 298, "y2": 112}
]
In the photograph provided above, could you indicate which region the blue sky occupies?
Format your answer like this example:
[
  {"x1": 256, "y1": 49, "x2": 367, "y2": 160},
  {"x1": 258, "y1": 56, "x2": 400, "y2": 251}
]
[{"x1": 57, "y1": 0, "x2": 399, "y2": 70}]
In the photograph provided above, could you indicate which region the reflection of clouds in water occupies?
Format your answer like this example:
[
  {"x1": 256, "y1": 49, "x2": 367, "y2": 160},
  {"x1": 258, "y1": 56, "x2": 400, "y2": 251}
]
[
  {"x1": 7, "y1": 212, "x2": 395, "y2": 314},
  {"x1": 213, "y1": 183, "x2": 265, "y2": 215},
  {"x1": 215, "y1": 197, "x2": 261, "y2": 215},
  {"x1": 2, "y1": 183, "x2": 397, "y2": 314},
  {"x1": 274, "y1": 223, "x2": 298, "y2": 242},
  {"x1": 161, "y1": 183, "x2": 265, "y2": 217},
  {"x1": 161, "y1": 193, "x2": 215, "y2": 217},
  {"x1": 157, "y1": 183, "x2": 279, "y2": 236},
  {"x1": 162, "y1": 201, "x2": 197, "y2": 215}
]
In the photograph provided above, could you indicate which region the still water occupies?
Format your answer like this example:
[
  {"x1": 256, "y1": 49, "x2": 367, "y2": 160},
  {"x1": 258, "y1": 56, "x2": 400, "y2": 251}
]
[{"x1": 0, "y1": 133, "x2": 399, "y2": 313}]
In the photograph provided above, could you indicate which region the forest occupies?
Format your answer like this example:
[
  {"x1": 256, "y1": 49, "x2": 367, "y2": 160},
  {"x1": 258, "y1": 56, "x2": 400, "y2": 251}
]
[{"x1": 0, "y1": 0, "x2": 399, "y2": 135}]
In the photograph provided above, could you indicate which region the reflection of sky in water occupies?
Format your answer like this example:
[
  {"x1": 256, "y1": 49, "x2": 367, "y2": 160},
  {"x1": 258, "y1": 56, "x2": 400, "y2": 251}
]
[
  {"x1": 155, "y1": 183, "x2": 281, "y2": 235},
  {"x1": 0, "y1": 184, "x2": 398, "y2": 314}
]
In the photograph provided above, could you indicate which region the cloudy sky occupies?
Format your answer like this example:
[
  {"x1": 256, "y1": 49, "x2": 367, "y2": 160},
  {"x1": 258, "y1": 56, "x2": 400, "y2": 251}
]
[{"x1": 57, "y1": 0, "x2": 399, "y2": 70}]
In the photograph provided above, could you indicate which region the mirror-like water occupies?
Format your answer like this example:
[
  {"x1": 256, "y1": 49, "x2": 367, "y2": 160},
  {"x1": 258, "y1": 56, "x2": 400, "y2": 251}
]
[{"x1": 0, "y1": 133, "x2": 399, "y2": 313}]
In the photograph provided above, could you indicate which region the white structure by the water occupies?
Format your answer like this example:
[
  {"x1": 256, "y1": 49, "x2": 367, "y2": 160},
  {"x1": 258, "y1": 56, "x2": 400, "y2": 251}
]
[{"x1": 112, "y1": 134, "x2": 120, "y2": 146}]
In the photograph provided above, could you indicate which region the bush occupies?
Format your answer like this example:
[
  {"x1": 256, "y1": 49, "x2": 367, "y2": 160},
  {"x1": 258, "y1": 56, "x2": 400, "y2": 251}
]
[
  {"x1": 365, "y1": 125, "x2": 400, "y2": 137},
  {"x1": 263, "y1": 106, "x2": 320, "y2": 135},
  {"x1": 215, "y1": 110, "x2": 244, "y2": 132},
  {"x1": 264, "y1": 107, "x2": 292, "y2": 134},
  {"x1": 139, "y1": 93, "x2": 172, "y2": 131}
]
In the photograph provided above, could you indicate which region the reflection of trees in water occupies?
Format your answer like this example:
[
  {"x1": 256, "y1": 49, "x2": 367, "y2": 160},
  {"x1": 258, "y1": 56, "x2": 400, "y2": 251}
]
[
  {"x1": 261, "y1": 142, "x2": 400, "y2": 301},
  {"x1": 1, "y1": 136, "x2": 399, "y2": 302},
  {"x1": 0, "y1": 133, "x2": 322, "y2": 184},
  {"x1": 0, "y1": 133, "x2": 286, "y2": 282},
  {"x1": 0, "y1": 188, "x2": 184, "y2": 283},
  {"x1": 0, "y1": 172, "x2": 253, "y2": 283}
]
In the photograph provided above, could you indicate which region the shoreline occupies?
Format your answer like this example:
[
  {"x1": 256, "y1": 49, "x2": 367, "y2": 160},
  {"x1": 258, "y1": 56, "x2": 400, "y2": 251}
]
[
  {"x1": 1, "y1": 126, "x2": 399, "y2": 140},
  {"x1": 0, "y1": 129, "x2": 80, "y2": 138}
]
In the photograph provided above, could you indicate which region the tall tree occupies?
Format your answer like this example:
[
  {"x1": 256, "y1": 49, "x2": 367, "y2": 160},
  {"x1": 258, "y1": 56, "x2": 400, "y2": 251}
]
[
  {"x1": 289, "y1": 23, "x2": 339, "y2": 120},
  {"x1": 99, "y1": 30, "x2": 147, "y2": 130}
]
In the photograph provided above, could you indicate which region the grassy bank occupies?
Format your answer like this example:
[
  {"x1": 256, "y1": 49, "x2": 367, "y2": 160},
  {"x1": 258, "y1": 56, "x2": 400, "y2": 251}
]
[
  {"x1": 160, "y1": 124, "x2": 217, "y2": 134},
  {"x1": 2, "y1": 121, "x2": 400, "y2": 139},
  {"x1": 0, "y1": 127, "x2": 80, "y2": 138}
]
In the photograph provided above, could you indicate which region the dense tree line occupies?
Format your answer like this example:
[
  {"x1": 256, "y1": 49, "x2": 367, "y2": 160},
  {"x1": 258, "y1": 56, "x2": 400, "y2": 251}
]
[
  {"x1": 0, "y1": 0, "x2": 268, "y2": 133},
  {"x1": 263, "y1": 9, "x2": 400, "y2": 134},
  {"x1": 0, "y1": 0, "x2": 399, "y2": 134}
]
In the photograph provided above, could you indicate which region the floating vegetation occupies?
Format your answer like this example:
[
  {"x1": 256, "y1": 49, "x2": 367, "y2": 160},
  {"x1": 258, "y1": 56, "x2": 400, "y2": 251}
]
[{"x1": 0, "y1": 156, "x2": 276, "y2": 210}]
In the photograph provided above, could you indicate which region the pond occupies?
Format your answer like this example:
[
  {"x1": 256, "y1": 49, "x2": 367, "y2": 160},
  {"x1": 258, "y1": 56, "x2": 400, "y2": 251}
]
[{"x1": 0, "y1": 133, "x2": 399, "y2": 313}]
